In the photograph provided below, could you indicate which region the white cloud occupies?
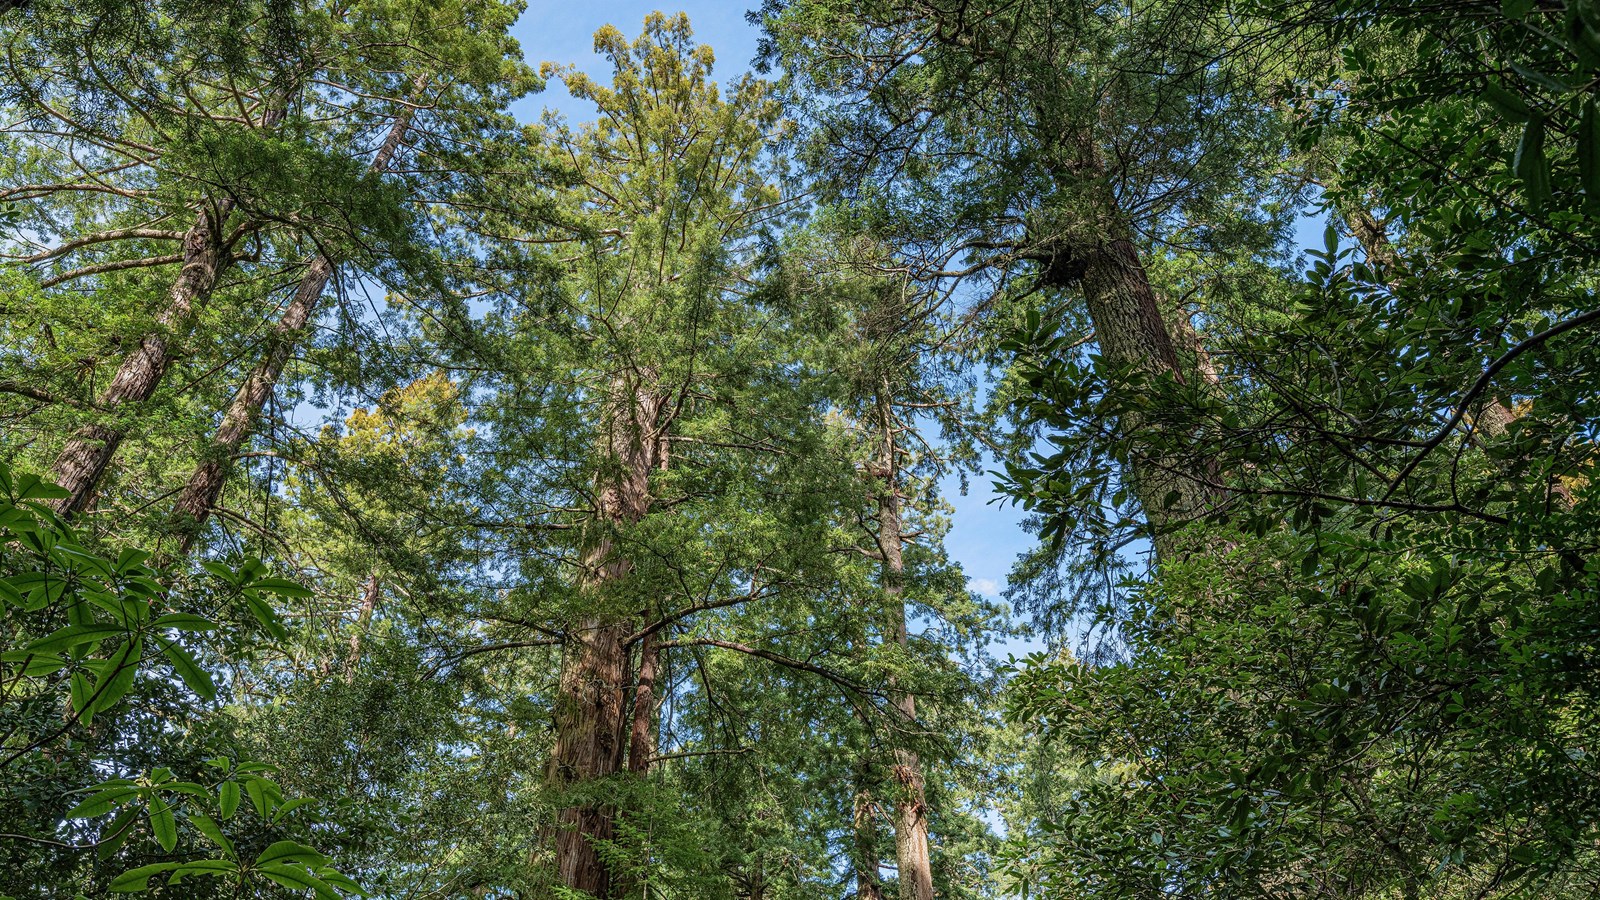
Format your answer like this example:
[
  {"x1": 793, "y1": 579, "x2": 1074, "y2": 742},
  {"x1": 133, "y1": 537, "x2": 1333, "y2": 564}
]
[{"x1": 968, "y1": 577, "x2": 1001, "y2": 597}]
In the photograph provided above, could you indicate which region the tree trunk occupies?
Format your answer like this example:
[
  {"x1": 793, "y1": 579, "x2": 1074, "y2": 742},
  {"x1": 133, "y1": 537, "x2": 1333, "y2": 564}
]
[
  {"x1": 549, "y1": 374, "x2": 666, "y2": 898},
  {"x1": 1077, "y1": 231, "x2": 1222, "y2": 557},
  {"x1": 1028, "y1": 123, "x2": 1224, "y2": 558},
  {"x1": 874, "y1": 393, "x2": 935, "y2": 900},
  {"x1": 170, "y1": 254, "x2": 331, "y2": 547},
  {"x1": 627, "y1": 630, "x2": 659, "y2": 775},
  {"x1": 49, "y1": 197, "x2": 238, "y2": 516},
  {"x1": 48, "y1": 103, "x2": 292, "y2": 518},
  {"x1": 1345, "y1": 204, "x2": 1396, "y2": 271},
  {"x1": 853, "y1": 754, "x2": 886, "y2": 900},
  {"x1": 344, "y1": 573, "x2": 378, "y2": 683},
  {"x1": 549, "y1": 617, "x2": 630, "y2": 898},
  {"x1": 169, "y1": 89, "x2": 421, "y2": 549}
]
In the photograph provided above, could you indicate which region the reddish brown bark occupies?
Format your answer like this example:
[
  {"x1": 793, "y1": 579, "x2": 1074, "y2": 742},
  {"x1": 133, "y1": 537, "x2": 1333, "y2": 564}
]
[
  {"x1": 549, "y1": 618, "x2": 631, "y2": 897},
  {"x1": 47, "y1": 104, "x2": 294, "y2": 518},
  {"x1": 49, "y1": 198, "x2": 238, "y2": 516},
  {"x1": 873, "y1": 392, "x2": 935, "y2": 900},
  {"x1": 626, "y1": 630, "x2": 660, "y2": 775},
  {"x1": 548, "y1": 375, "x2": 666, "y2": 898}
]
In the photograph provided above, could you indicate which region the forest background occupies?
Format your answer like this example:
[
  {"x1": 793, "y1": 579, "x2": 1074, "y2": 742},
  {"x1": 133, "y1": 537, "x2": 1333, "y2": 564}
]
[{"x1": 1, "y1": 0, "x2": 1598, "y2": 899}]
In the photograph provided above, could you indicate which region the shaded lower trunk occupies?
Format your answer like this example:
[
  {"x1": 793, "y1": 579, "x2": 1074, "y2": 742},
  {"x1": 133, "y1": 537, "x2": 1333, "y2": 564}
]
[
  {"x1": 548, "y1": 374, "x2": 666, "y2": 897},
  {"x1": 853, "y1": 754, "x2": 886, "y2": 900},
  {"x1": 890, "y1": 740, "x2": 933, "y2": 900},
  {"x1": 549, "y1": 617, "x2": 631, "y2": 898}
]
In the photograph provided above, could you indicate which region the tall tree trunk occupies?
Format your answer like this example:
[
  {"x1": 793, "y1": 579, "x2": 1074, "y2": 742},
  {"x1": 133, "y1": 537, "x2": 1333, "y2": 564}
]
[
  {"x1": 343, "y1": 573, "x2": 378, "y2": 683},
  {"x1": 609, "y1": 628, "x2": 661, "y2": 900},
  {"x1": 1029, "y1": 125, "x2": 1224, "y2": 558},
  {"x1": 49, "y1": 197, "x2": 238, "y2": 516},
  {"x1": 853, "y1": 753, "x2": 886, "y2": 900},
  {"x1": 549, "y1": 375, "x2": 665, "y2": 898},
  {"x1": 169, "y1": 254, "x2": 330, "y2": 545},
  {"x1": 626, "y1": 630, "x2": 659, "y2": 775},
  {"x1": 874, "y1": 392, "x2": 935, "y2": 900},
  {"x1": 48, "y1": 104, "x2": 290, "y2": 518},
  {"x1": 549, "y1": 616, "x2": 631, "y2": 898},
  {"x1": 1076, "y1": 230, "x2": 1222, "y2": 558},
  {"x1": 169, "y1": 88, "x2": 421, "y2": 550}
]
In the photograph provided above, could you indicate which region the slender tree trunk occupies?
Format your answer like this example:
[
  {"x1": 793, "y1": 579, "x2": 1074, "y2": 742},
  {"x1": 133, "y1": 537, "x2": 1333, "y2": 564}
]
[
  {"x1": 874, "y1": 393, "x2": 935, "y2": 900},
  {"x1": 626, "y1": 630, "x2": 659, "y2": 775},
  {"x1": 170, "y1": 88, "x2": 421, "y2": 549},
  {"x1": 853, "y1": 753, "x2": 886, "y2": 900},
  {"x1": 343, "y1": 573, "x2": 378, "y2": 683},
  {"x1": 49, "y1": 198, "x2": 237, "y2": 516},
  {"x1": 170, "y1": 254, "x2": 331, "y2": 545},
  {"x1": 549, "y1": 375, "x2": 665, "y2": 898},
  {"x1": 48, "y1": 104, "x2": 293, "y2": 518}
]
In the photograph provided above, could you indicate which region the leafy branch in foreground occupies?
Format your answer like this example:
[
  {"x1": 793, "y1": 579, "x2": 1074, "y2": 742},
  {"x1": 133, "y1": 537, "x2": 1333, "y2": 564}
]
[{"x1": 0, "y1": 460, "x2": 361, "y2": 898}]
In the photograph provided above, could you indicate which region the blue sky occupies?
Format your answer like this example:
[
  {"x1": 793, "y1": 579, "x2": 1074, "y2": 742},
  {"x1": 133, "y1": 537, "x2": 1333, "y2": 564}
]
[
  {"x1": 510, "y1": 3, "x2": 764, "y2": 123},
  {"x1": 509, "y1": 4, "x2": 1037, "y2": 620}
]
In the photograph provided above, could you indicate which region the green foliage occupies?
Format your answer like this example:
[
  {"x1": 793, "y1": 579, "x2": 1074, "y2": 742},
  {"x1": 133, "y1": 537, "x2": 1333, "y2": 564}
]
[
  {"x1": 0, "y1": 459, "x2": 359, "y2": 897},
  {"x1": 12, "y1": 0, "x2": 1600, "y2": 898},
  {"x1": 973, "y1": 1, "x2": 1600, "y2": 896}
]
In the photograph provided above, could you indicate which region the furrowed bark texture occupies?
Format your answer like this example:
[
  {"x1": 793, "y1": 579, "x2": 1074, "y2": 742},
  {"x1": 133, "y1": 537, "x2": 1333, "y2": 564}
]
[
  {"x1": 627, "y1": 629, "x2": 660, "y2": 775},
  {"x1": 549, "y1": 375, "x2": 665, "y2": 898},
  {"x1": 875, "y1": 394, "x2": 935, "y2": 900},
  {"x1": 171, "y1": 91, "x2": 420, "y2": 548},
  {"x1": 1023, "y1": 119, "x2": 1227, "y2": 558},
  {"x1": 1077, "y1": 230, "x2": 1222, "y2": 557},
  {"x1": 550, "y1": 617, "x2": 630, "y2": 896},
  {"x1": 170, "y1": 254, "x2": 332, "y2": 545}
]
